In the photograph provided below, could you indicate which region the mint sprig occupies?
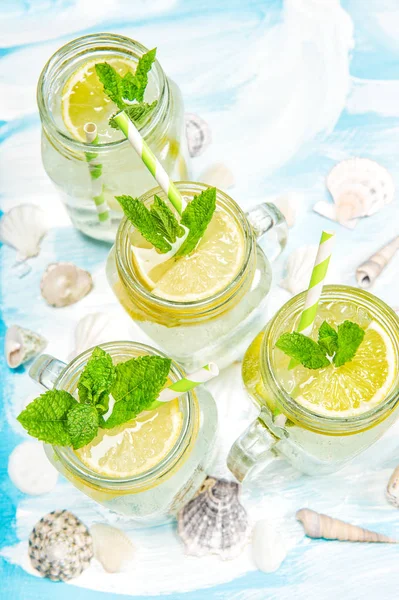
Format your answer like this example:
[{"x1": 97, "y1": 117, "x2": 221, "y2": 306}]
[
  {"x1": 17, "y1": 348, "x2": 171, "y2": 450},
  {"x1": 176, "y1": 188, "x2": 217, "y2": 256},
  {"x1": 276, "y1": 320, "x2": 365, "y2": 370}
]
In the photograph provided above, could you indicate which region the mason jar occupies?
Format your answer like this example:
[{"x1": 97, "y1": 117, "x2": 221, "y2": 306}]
[
  {"x1": 106, "y1": 182, "x2": 288, "y2": 372},
  {"x1": 37, "y1": 33, "x2": 190, "y2": 242},
  {"x1": 227, "y1": 286, "x2": 399, "y2": 481},
  {"x1": 29, "y1": 341, "x2": 218, "y2": 526}
]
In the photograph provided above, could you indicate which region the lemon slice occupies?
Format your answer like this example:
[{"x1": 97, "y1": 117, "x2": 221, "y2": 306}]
[
  {"x1": 61, "y1": 57, "x2": 134, "y2": 142},
  {"x1": 76, "y1": 400, "x2": 183, "y2": 478},
  {"x1": 132, "y1": 209, "x2": 245, "y2": 302},
  {"x1": 294, "y1": 321, "x2": 396, "y2": 417}
]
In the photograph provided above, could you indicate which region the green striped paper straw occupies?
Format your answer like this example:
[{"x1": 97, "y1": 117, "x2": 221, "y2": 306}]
[
  {"x1": 84, "y1": 123, "x2": 110, "y2": 224},
  {"x1": 289, "y1": 230, "x2": 335, "y2": 368},
  {"x1": 113, "y1": 111, "x2": 186, "y2": 215},
  {"x1": 149, "y1": 363, "x2": 219, "y2": 409}
]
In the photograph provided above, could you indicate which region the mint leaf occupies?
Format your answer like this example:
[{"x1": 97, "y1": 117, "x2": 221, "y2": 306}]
[
  {"x1": 176, "y1": 187, "x2": 217, "y2": 256},
  {"x1": 116, "y1": 195, "x2": 172, "y2": 253},
  {"x1": 95, "y1": 63, "x2": 125, "y2": 110},
  {"x1": 151, "y1": 195, "x2": 184, "y2": 243},
  {"x1": 67, "y1": 404, "x2": 99, "y2": 449},
  {"x1": 104, "y1": 355, "x2": 171, "y2": 429},
  {"x1": 17, "y1": 390, "x2": 77, "y2": 445},
  {"x1": 318, "y1": 321, "x2": 338, "y2": 356},
  {"x1": 133, "y1": 48, "x2": 157, "y2": 101},
  {"x1": 78, "y1": 347, "x2": 116, "y2": 407},
  {"x1": 109, "y1": 101, "x2": 157, "y2": 129},
  {"x1": 276, "y1": 332, "x2": 330, "y2": 370},
  {"x1": 333, "y1": 321, "x2": 365, "y2": 367}
]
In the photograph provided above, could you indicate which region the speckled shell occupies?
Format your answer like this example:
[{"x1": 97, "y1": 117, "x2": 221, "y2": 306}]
[
  {"x1": 5, "y1": 324, "x2": 47, "y2": 368},
  {"x1": 326, "y1": 158, "x2": 394, "y2": 222},
  {"x1": 185, "y1": 113, "x2": 212, "y2": 157},
  {"x1": 177, "y1": 477, "x2": 251, "y2": 559},
  {"x1": 386, "y1": 466, "x2": 399, "y2": 508},
  {"x1": 0, "y1": 204, "x2": 48, "y2": 260},
  {"x1": 29, "y1": 510, "x2": 93, "y2": 581},
  {"x1": 40, "y1": 262, "x2": 93, "y2": 308}
]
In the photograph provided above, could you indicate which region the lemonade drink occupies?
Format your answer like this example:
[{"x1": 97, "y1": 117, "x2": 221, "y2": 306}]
[
  {"x1": 37, "y1": 34, "x2": 189, "y2": 242},
  {"x1": 228, "y1": 286, "x2": 399, "y2": 480},
  {"x1": 30, "y1": 342, "x2": 218, "y2": 524},
  {"x1": 107, "y1": 183, "x2": 288, "y2": 371}
]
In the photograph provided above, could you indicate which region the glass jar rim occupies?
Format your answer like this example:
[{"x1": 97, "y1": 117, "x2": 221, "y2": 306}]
[
  {"x1": 37, "y1": 32, "x2": 169, "y2": 154},
  {"x1": 261, "y1": 285, "x2": 399, "y2": 434},
  {"x1": 52, "y1": 340, "x2": 193, "y2": 489},
  {"x1": 115, "y1": 181, "x2": 255, "y2": 314}
]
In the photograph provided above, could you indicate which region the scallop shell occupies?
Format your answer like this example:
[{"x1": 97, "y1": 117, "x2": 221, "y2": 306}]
[
  {"x1": 313, "y1": 200, "x2": 359, "y2": 229},
  {"x1": 0, "y1": 204, "x2": 48, "y2": 260},
  {"x1": 91, "y1": 523, "x2": 134, "y2": 573},
  {"x1": 200, "y1": 163, "x2": 235, "y2": 190},
  {"x1": 29, "y1": 510, "x2": 93, "y2": 581},
  {"x1": 274, "y1": 193, "x2": 303, "y2": 228},
  {"x1": 185, "y1": 113, "x2": 212, "y2": 157},
  {"x1": 8, "y1": 441, "x2": 58, "y2": 495},
  {"x1": 356, "y1": 236, "x2": 399, "y2": 289},
  {"x1": 280, "y1": 246, "x2": 318, "y2": 296},
  {"x1": 386, "y1": 466, "x2": 399, "y2": 508},
  {"x1": 327, "y1": 158, "x2": 394, "y2": 222},
  {"x1": 5, "y1": 324, "x2": 47, "y2": 369},
  {"x1": 177, "y1": 476, "x2": 251, "y2": 559},
  {"x1": 41, "y1": 263, "x2": 93, "y2": 308},
  {"x1": 69, "y1": 313, "x2": 115, "y2": 359},
  {"x1": 252, "y1": 519, "x2": 288, "y2": 573},
  {"x1": 296, "y1": 508, "x2": 396, "y2": 543}
]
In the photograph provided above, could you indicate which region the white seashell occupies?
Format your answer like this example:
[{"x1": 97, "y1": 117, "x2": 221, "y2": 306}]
[
  {"x1": 200, "y1": 163, "x2": 235, "y2": 190},
  {"x1": 0, "y1": 204, "x2": 48, "y2": 260},
  {"x1": 185, "y1": 113, "x2": 212, "y2": 157},
  {"x1": 274, "y1": 192, "x2": 303, "y2": 228},
  {"x1": 177, "y1": 476, "x2": 251, "y2": 559},
  {"x1": 91, "y1": 523, "x2": 135, "y2": 573},
  {"x1": 252, "y1": 519, "x2": 288, "y2": 573},
  {"x1": 296, "y1": 508, "x2": 396, "y2": 543},
  {"x1": 29, "y1": 510, "x2": 93, "y2": 581},
  {"x1": 69, "y1": 313, "x2": 115, "y2": 360},
  {"x1": 280, "y1": 246, "x2": 318, "y2": 296},
  {"x1": 356, "y1": 236, "x2": 399, "y2": 289},
  {"x1": 313, "y1": 200, "x2": 358, "y2": 229},
  {"x1": 5, "y1": 324, "x2": 47, "y2": 369},
  {"x1": 386, "y1": 466, "x2": 399, "y2": 508},
  {"x1": 8, "y1": 441, "x2": 58, "y2": 495},
  {"x1": 327, "y1": 158, "x2": 394, "y2": 222},
  {"x1": 41, "y1": 262, "x2": 93, "y2": 308}
]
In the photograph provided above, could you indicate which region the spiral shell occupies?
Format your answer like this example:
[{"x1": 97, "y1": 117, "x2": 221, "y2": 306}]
[
  {"x1": 185, "y1": 113, "x2": 212, "y2": 157},
  {"x1": 356, "y1": 236, "x2": 399, "y2": 289},
  {"x1": 5, "y1": 324, "x2": 47, "y2": 369}
]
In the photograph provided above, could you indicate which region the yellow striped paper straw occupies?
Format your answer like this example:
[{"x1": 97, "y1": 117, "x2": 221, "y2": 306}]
[
  {"x1": 84, "y1": 122, "x2": 110, "y2": 224},
  {"x1": 113, "y1": 111, "x2": 186, "y2": 215}
]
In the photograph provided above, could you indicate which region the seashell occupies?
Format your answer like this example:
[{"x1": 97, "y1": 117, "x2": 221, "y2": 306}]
[
  {"x1": 327, "y1": 158, "x2": 394, "y2": 223},
  {"x1": 386, "y1": 465, "x2": 399, "y2": 508},
  {"x1": 5, "y1": 324, "x2": 47, "y2": 369},
  {"x1": 41, "y1": 262, "x2": 93, "y2": 308},
  {"x1": 0, "y1": 204, "x2": 48, "y2": 260},
  {"x1": 29, "y1": 510, "x2": 93, "y2": 581},
  {"x1": 313, "y1": 200, "x2": 358, "y2": 229},
  {"x1": 200, "y1": 163, "x2": 235, "y2": 190},
  {"x1": 177, "y1": 476, "x2": 251, "y2": 559},
  {"x1": 252, "y1": 519, "x2": 288, "y2": 573},
  {"x1": 8, "y1": 441, "x2": 58, "y2": 495},
  {"x1": 69, "y1": 313, "x2": 115, "y2": 360},
  {"x1": 90, "y1": 523, "x2": 134, "y2": 573},
  {"x1": 296, "y1": 508, "x2": 396, "y2": 543},
  {"x1": 185, "y1": 113, "x2": 212, "y2": 157},
  {"x1": 280, "y1": 246, "x2": 318, "y2": 296},
  {"x1": 356, "y1": 236, "x2": 399, "y2": 289},
  {"x1": 274, "y1": 192, "x2": 303, "y2": 228}
]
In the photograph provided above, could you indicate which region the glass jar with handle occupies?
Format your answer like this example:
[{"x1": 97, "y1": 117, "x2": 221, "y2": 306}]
[{"x1": 29, "y1": 341, "x2": 218, "y2": 526}]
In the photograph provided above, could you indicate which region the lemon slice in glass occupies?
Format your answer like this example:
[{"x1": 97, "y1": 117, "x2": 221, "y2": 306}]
[
  {"x1": 294, "y1": 321, "x2": 396, "y2": 417},
  {"x1": 61, "y1": 57, "x2": 134, "y2": 142},
  {"x1": 131, "y1": 209, "x2": 246, "y2": 302},
  {"x1": 75, "y1": 400, "x2": 183, "y2": 478}
]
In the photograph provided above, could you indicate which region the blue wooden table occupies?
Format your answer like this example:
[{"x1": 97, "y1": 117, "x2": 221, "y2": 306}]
[{"x1": 2, "y1": 1, "x2": 399, "y2": 598}]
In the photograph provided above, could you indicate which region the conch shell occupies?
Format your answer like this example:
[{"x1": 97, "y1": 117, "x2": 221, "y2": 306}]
[
  {"x1": 356, "y1": 236, "x2": 399, "y2": 289},
  {"x1": 296, "y1": 508, "x2": 396, "y2": 543},
  {"x1": 41, "y1": 263, "x2": 93, "y2": 307},
  {"x1": 5, "y1": 324, "x2": 47, "y2": 368},
  {"x1": 386, "y1": 466, "x2": 399, "y2": 508}
]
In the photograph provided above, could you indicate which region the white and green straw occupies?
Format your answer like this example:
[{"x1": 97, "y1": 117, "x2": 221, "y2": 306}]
[
  {"x1": 156, "y1": 362, "x2": 219, "y2": 403},
  {"x1": 113, "y1": 111, "x2": 186, "y2": 215},
  {"x1": 84, "y1": 123, "x2": 110, "y2": 224}
]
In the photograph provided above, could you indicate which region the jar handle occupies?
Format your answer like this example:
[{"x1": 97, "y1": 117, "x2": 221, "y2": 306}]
[
  {"x1": 29, "y1": 354, "x2": 67, "y2": 391},
  {"x1": 246, "y1": 202, "x2": 288, "y2": 261},
  {"x1": 227, "y1": 413, "x2": 278, "y2": 482}
]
